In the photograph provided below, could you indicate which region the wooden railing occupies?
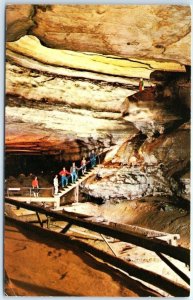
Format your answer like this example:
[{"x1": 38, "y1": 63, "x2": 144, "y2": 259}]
[
  {"x1": 5, "y1": 213, "x2": 190, "y2": 297},
  {"x1": 5, "y1": 197, "x2": 190, "y2": 266}
]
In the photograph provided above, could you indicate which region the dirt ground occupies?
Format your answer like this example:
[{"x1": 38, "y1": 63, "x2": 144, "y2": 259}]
[{"x1": 4, "y1": 222, "x2": 161, "y2": 297}]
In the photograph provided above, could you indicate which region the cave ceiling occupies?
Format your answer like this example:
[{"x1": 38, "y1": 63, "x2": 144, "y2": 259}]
[
  {"x1": 6, "y1": 4, "x2": 191, "y2": 65},
  {"x1": 5, "y1": 4, "x2": 191, "y2": 160}
]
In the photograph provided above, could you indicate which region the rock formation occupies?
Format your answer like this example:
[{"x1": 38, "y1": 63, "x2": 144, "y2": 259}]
[
  {"x1": 6, "y1": 5, "x2": 191, "y2": 65},
  {"x1": 5, "y1": 5, "x2": 190, "y2": 203}
]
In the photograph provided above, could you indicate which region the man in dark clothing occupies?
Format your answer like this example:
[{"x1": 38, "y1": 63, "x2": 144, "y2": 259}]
[{"x1": 90, "y1": 150, "x2": 97, "y2": 168}]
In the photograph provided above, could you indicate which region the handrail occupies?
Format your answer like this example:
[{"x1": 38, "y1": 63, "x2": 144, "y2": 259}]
[
  {"x1": 7, "y1": 187, "x2": 54, "y2": 197},
  {"x1": 62, "y1": 150, "x2": 105, "y2": 182}
]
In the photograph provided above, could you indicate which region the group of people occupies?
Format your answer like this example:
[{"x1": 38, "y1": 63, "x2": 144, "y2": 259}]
[
  {"x1": 31, "y1": 151, "x2": 98, "y2": 197},
  {"x1": 53, "y1": 152, "x2": 97, "y2": 195}
]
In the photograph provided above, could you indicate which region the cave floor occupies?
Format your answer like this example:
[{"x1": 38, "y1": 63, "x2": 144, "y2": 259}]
[{"x1": 5, "y1": 221, "x2": 162, "y2": 297}]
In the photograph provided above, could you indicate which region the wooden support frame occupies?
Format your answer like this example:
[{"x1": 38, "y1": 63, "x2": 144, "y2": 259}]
[
  {"x1": 5, "y1": 198, "x2": 190, "y2": 265},
  {"x1": 5, "y1": 215, "x2": 189, "y2": 297}
]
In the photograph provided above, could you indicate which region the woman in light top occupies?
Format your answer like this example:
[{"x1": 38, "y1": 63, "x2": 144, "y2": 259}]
[
  {"x1": 53, "y1": 174, "x2": 59, "y2": 195},
  {"x1": 81, "y1": 157, "x2": 87, "y2": 175}
]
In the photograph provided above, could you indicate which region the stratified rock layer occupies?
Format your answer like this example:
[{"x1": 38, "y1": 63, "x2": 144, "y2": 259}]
[
  {"x1": 6, "y1": 5, "x2": 191, "y2": 65},
  {"x1": 6, "y1": 39, "x2": 188, "y2": 162},
  {"x1": 7, "y1": 35, "x2": 185, "y2": 79},
  {"x1": 5, "y1": 6, "x2": 190, "y2": 203}
]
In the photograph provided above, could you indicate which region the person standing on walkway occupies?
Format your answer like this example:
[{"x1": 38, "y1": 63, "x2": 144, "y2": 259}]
[
  {"x1": 81, "y1": 157, "x2": 87, "y2": 175},
  {"x1": 90, "y1": 150, "x2": 97, "y2": 168},
  {"x1": 70, "y1": 162, "x2": 78, "y2": 183},
  {"x1": 32, "y1": 176, "x2": 39, "y2": 197},
  {"x1": 59, "y1": 167, "x2": 71, "y2": 188},
  {"x1": 53, "y1": 174, "x2": 59, "y2": 195},
  {"x1": 139, "y1": 78, "x2": 144, "y2": 92}
]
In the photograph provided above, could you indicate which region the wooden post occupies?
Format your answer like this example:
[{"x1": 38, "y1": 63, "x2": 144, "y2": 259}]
[
  {"x1": 101, "y1": 234, "x2": 117, "y2": 257},
  {"x1": 75, "y1": 185, "x2": 79, "y2": 203},
  {"x1": 60, "y1": 223, "x2": 72, "y2": 234},
  {"x1": 36, "y1": 212, "x2": 43, "y2": 227},
  {"x1": 46, "y1": 216, "x2": 51, "y2": 229},
  {"x1": 156, "y1": 252, "x2": 190, "y2": 285},
  {"x1": 54, "y1": 197, "x2": 60, "y2": 209}
]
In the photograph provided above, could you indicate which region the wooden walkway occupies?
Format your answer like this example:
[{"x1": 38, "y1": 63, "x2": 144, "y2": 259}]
[
  {"x1": 53, "y1": 166, "x2": 98, "y2": 203},
  {"x1": 6, "y1": 166, "x2": 99, "y2": 209}
]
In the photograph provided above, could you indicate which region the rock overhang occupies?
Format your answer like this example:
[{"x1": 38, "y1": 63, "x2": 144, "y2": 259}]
[
  {"x1": 6, "y1": 4, "x2": 191, "y2": 65},
  {"x1": 5, "y1": 4, "x2": 190, "y2": 183}
]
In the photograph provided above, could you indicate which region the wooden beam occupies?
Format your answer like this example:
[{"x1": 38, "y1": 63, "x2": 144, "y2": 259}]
[
  {"x1": 60, "y1": 223, "x2": 72, "y2": 234},
  {"x1": 5, "y1": 198, "x2": 190, "y2": 265},
  {"x1": 35, "y1": 212, "x2": 44, "y2": 228},
  {"x1": 156, "y1": 252, "x2": 190, "y2": 285},
  {"x1": 67, "y1": 228, "x2": 104, "y2": 241}
]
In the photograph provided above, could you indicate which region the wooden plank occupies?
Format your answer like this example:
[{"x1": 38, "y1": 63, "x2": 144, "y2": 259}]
[
  {"x1": 101, "y1": 220, "x2": 180, "y2": 245},
  {"x1": 67, "y1": 228, "x2": 104, "y2": 241},
  {"x1": 5, "y1": 216, "x2": 189, "y2": 297},
  {"x1": 57, "y1": 213, "x2": 180, "y2": 245},
  {"x1": 105, "y1": 222, "x2": 180, "y2": 239},
  {"x1": 5, "y1": 198, "x2": 190, "y2": 265},
  {"x1": 52, "y1": 206, "x2": 93, "y2": 218}
]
